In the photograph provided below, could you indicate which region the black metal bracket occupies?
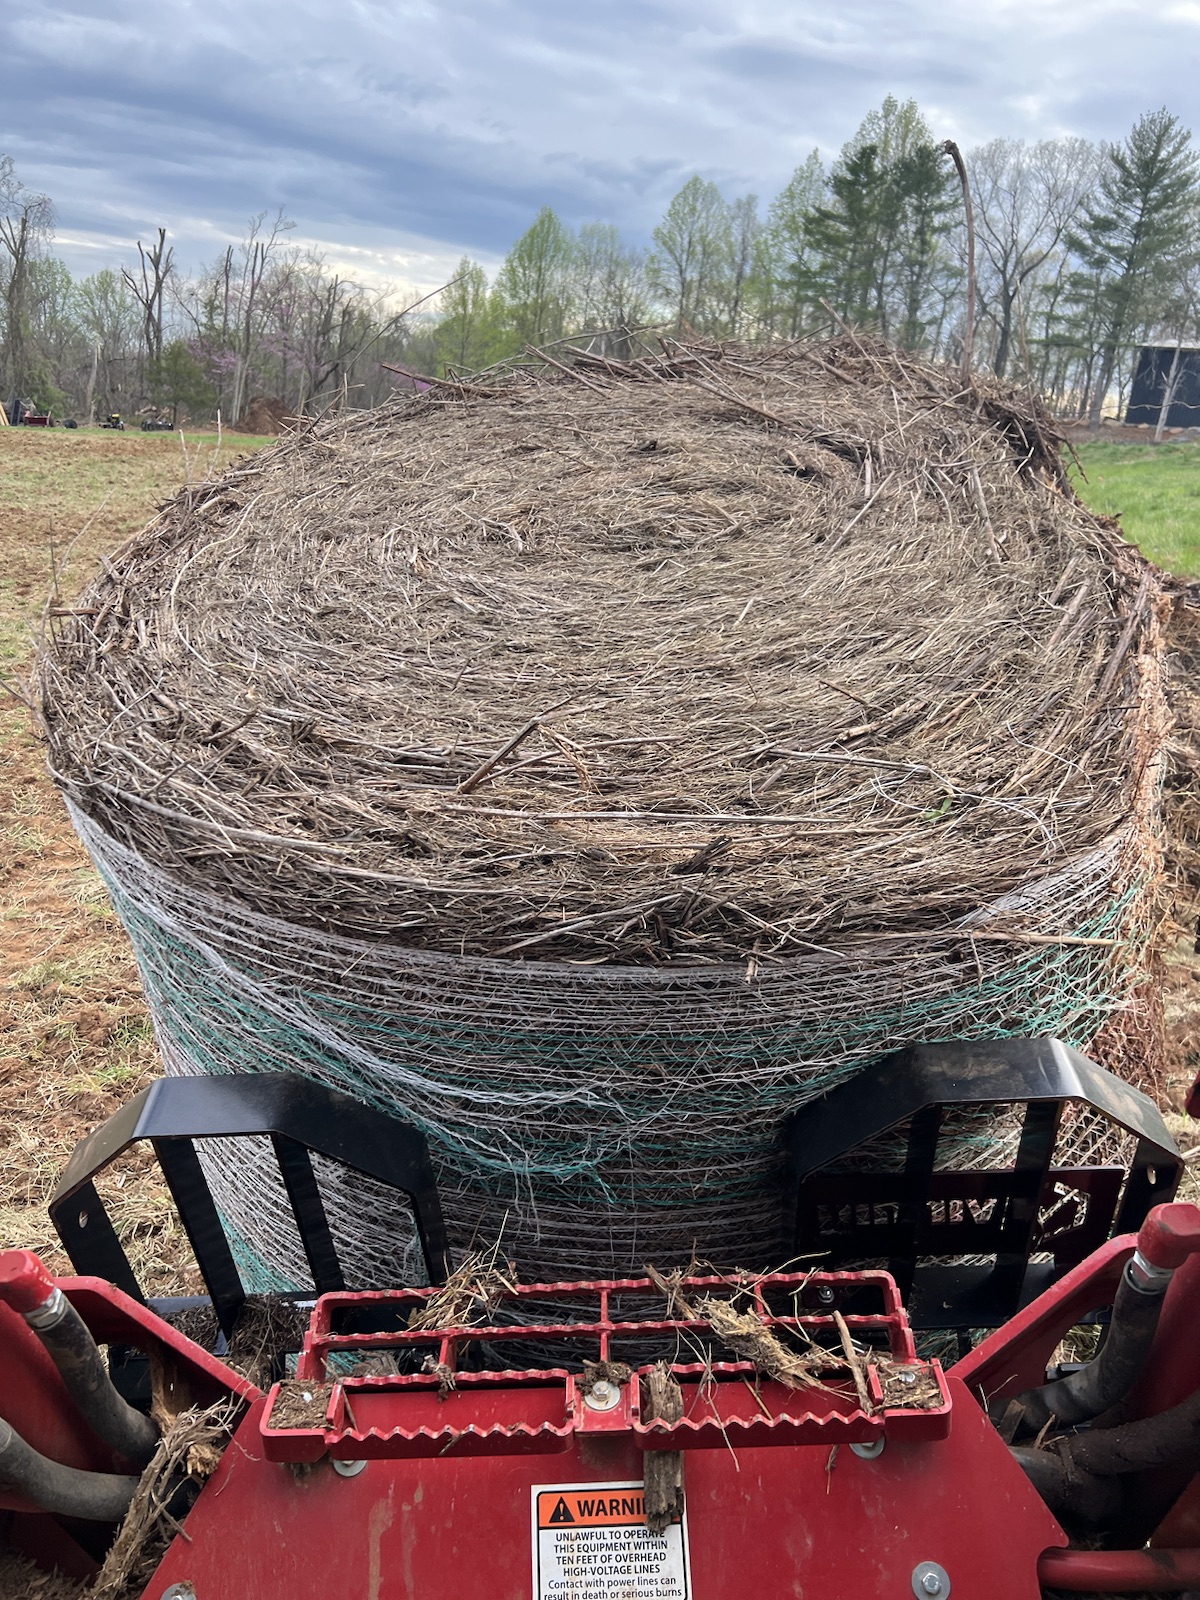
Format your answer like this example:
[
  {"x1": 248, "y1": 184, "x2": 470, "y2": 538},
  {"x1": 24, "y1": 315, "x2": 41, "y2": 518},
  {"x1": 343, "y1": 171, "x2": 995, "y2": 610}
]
[
  {"x1": 49, "y1": 1074, "x2": 451, "y2": 1337},
  {"x1": 787, "y1": 1037, "x2": 1182, "y2": 1331}
]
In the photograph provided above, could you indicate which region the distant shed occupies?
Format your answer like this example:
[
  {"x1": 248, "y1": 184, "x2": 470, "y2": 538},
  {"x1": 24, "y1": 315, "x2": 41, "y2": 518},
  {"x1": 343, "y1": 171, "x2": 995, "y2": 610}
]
[{"x1": 1126, "y1": 344, "x2": 1200, "y2": 428}]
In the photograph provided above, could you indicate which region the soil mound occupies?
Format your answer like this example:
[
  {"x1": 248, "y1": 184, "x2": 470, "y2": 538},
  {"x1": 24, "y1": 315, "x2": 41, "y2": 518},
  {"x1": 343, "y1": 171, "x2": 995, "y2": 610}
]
[{"x1": 235, "y1": 395, "x2": 295, "y2": 435}]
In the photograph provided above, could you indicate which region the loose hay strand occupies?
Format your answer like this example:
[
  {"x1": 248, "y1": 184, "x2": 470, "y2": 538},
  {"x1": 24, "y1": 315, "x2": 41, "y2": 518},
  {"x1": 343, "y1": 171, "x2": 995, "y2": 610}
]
[{"x1": 89, "y1": 1399, "x2": 240, "y2": 1600}]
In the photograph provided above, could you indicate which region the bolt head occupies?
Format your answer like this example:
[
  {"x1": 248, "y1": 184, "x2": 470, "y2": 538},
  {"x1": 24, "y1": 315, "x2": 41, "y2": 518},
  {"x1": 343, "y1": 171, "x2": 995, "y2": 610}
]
[
  {"x1": 911, "y1": 1562, "x2": 950, "y2": 1600},
  {"x1": 332, "y1": 1456, "x2": 367, "y2": 1477},
  {"x1": 816, "y1": 1286, "x2": 836, "y2": 1305},
  {"x1": 582, "y1": 1379, "x2": 623, "y2": 1412}
]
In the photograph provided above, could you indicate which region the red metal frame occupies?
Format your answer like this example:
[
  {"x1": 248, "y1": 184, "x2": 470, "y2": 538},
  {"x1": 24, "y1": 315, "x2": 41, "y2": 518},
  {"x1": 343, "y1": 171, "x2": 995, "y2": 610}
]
[
  {"x1": 12, "y1": 1239, "x2": 1200, "y2": 1595},
  {"x1": 150, "y1": 1376, "x2": 1065, "y2": 1600},
  {"x1": 1039, "y1": 1546, "x2": 1200, "y2": 1592},
  {"x1": 0, "y1": 1276, "x2": 257, "y2": 1511}
]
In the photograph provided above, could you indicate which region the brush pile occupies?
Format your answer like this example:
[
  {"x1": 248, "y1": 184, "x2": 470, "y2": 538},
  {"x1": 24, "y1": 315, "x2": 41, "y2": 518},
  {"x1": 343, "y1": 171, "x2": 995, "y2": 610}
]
[{"x1": 37, "y1": 338, "x2": 1168, "y2": 1283}]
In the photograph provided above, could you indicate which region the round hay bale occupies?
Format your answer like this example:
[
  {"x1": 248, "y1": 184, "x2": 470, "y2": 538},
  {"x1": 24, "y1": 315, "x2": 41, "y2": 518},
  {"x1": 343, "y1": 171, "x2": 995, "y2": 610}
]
[{"x1": 38, "y1": 338, "x2": 1168, "y2": 1286}]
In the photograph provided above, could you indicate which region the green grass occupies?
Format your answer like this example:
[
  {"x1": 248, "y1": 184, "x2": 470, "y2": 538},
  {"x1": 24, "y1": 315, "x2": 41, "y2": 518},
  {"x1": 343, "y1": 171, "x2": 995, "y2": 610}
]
[{"x1": 1071, "y1": 441, "x2": 1200, "y2": 578}]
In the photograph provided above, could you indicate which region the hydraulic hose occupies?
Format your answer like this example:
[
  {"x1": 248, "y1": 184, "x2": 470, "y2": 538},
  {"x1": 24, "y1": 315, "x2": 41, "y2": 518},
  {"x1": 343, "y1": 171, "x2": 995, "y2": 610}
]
[
  {"x1": 1001, "y1": 1204, "x2": 1200, "y2": 1438},
  {"x1": 0, "y1": 1416, "x2": 140, "y2": 1521},
  {"x1": 1003, "y1": 1259, "x2": 1168, "y2": 1434},
  {"x1": 1012, "y1": 1381, "x2": 1200, "y2": 1529},
  {"x1": 1012, "y1": 1314, "x2": 1200, "y2": 1528},
  {"x1": 1011, "y1": 1443, "x2": 1120, "y2": 1528},
  {"x1": 0, "y1": 1250, "x2": 159, "y2": 1468},
  {"x1": 1066, "y1": 1382, "x2": 1200, "y2": 1480}
]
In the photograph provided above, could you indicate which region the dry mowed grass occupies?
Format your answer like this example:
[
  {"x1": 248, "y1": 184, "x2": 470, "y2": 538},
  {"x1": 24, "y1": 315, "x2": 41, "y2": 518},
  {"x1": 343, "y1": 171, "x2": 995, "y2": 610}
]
[
  {"x1": 1, "y1": 428, "x2": 269, "y2": 1286},
  {"x1": 0, "y1": 426, "x2": 1197, "y2": 1293}
]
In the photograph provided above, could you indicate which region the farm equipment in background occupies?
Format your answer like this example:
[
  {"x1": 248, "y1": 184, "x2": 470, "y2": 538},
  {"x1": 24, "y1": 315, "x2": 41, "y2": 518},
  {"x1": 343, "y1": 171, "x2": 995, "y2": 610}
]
[
  {"x1": 99, "y1": 414, "x2": 126, "y2": 431},
  {"x1": 3, "y1": 1037, "x2": 1200, "y2": 1597},
  {"x1": 139, "y1": 416, "x2": 172, "y2": 432},
  {"x1": 5, "y1": 398, "x2": 56, "y2": 426}
]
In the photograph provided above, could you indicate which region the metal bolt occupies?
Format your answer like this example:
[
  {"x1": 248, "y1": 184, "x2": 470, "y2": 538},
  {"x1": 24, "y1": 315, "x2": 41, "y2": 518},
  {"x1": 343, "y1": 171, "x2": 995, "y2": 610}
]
[
  {"x1": 849, "y1": 1436, "x2": 885, "y2": 1459},
  {"x1": 896, "y1": 1369, "x2": 918, "y2": 1385},
  {"x1": 816, "y1": 1286, "x2": 836, "y2": 1306},
  {"x1": 911, "y1": 1562, "x2": 950, "y2": 1599},
  {"x1": 583, "y1": 1379, "x2": 622, "y2": 1412},
  {"x1": 332, "y1": 1457, "x2": 367, "y2": 1477},
  {"x1": 160, "y1": 1586, "x2": 197, "y2": 1600}
]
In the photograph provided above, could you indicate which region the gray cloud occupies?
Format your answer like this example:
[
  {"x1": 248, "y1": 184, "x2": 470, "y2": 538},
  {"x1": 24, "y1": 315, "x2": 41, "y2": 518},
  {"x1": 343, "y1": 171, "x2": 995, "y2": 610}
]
[{"x1": 2, "y1": 0, "x2": 1198, "y2": 288}]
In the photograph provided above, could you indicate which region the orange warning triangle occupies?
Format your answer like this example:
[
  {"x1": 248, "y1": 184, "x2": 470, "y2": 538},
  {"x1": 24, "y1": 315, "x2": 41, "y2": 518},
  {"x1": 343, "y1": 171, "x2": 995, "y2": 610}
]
[{"x1": 548, "y1": 1496, "x2": 576, "y2": 1525}]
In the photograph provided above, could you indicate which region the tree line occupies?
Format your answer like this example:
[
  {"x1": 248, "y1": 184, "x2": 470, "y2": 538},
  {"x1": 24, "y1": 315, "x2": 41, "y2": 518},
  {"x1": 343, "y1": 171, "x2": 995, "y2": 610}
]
[{"x1": 3, "y1": 97, "x2": 1199, "y2": 427}]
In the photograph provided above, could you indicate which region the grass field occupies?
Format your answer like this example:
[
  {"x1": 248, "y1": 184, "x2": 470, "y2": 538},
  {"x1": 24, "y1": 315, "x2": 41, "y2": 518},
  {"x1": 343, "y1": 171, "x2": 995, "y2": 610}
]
[
  {"x1": 0, "y1": 425, "x2": 1197, "y2": 1284},
  {"x1": 0, "y1": 428, "x2": 270, "y2": 1281},
  {"x1": 1072, "y1": 440, "x2": 1200, "y2": 578}
]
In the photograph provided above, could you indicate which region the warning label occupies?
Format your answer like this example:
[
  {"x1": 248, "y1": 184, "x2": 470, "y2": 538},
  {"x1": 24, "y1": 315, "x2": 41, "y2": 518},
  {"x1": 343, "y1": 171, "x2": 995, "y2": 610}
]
[{"x1": 532, "y1": 1482, "x2": 690, "y2": 1600}]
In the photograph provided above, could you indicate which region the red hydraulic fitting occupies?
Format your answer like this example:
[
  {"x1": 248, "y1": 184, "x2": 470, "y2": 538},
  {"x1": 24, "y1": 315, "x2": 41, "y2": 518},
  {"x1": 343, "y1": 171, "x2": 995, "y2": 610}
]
[
  {"x1": 1128, "y1": 1203, "x2": 1200, "y2": 1292},
  {"x1": 0, "y1": 1251, "x2": 58, "y2": 1317},
  {"x1": 1137, "y1": 1204, "x2": 1200, "y2": 1270}
]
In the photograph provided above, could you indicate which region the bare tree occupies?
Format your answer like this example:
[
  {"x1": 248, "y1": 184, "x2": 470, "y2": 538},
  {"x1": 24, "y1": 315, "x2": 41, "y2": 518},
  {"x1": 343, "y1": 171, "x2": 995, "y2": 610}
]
[
  {"x1": 720, "y1": 195, "x2": 762, "y2": 337},
  {"x1": 229, "y1": 209, "x2": 295, "y2": 422},
  {"x1": 1148, "y1": 254, "x2": 1200, "y2": 440},
  {"x1": 969, "y1": 137, "x2": 1099, "y2": 378},
  {"x1": 0, "y1": 155, "x2": 55, "y2": 400},
  {"x1": 123, "y1": 227, "x2": 175, "y2": 382}
]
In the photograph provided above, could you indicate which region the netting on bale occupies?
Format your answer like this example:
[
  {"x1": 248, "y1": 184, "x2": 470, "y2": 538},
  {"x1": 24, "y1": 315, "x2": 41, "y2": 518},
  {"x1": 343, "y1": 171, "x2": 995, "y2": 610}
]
[{"x1": 38, "y1": 338, "x2": 1169, "y2": 1288}]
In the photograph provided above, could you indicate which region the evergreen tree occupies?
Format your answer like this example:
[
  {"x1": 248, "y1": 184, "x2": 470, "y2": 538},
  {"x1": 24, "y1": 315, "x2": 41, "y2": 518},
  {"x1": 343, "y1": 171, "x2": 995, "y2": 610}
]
[
  {"x1": 1067, "y1": 109, "x2": 1200, "y2": 427},
  {"x1": 891, "y1": 142, "x2": 961, "y2": 350},
  {"x1": 802, "y1": 143, "x2": 896, "y2": 332},
  {"x1": 150, "y1": 339, "x2": 215, "y2": 424},
  {"x1": 802, "y1": 98, "x2": 957, "y2": 351}
]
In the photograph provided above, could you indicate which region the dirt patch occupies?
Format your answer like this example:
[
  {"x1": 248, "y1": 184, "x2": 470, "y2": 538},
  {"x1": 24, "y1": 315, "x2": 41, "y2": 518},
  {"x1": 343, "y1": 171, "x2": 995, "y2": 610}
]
[
  {"x1": 267, "y1": 1379, "x2": 335, "y2": 1429},
  {"x1": 1060, "y1": 419, "x2": 1200, "y2": 445},
  {"x1": 236, "y1": 395, "x2": 298, "y2": 434}
]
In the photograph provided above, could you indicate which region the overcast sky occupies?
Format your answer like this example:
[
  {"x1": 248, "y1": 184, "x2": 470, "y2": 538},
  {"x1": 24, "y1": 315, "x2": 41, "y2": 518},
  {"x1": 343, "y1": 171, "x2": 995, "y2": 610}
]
[{"x1": 3, "y1": 0, "x2": 1199, "y2": 299}]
